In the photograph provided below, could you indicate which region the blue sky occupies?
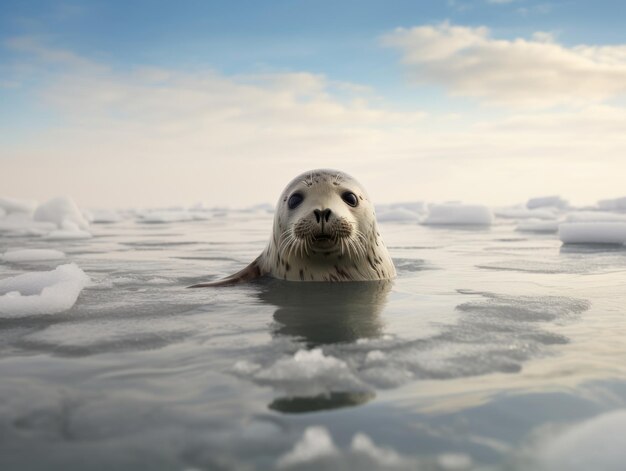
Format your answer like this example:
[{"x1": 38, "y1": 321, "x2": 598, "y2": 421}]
[{"x1": 2, "y1": 1, "x2": 626, "y2": 207}]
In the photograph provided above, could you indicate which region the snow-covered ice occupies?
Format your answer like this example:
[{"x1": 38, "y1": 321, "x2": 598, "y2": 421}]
[
  {"x1": 34, "y1": 196, "x2": 90, "y2": 230},
  {"x1": 527, "y1": 195, "x2": 568, "y2": 210},
  {"x1": 138, "y1": 209, "x2": 211, "y2": 223},
  {"x1": 559, "y1": 222, "x2": 626, "y2": 245},
  {"x1": 0, "y1": 196, "x2": 38, "y2": 214},
  {"x1": 423, "y1": 203, "x2": 493, "y2": 226},
  {"x1": 565, "y1": 211, "x2": 626, "y2": 223},
  {"x1": 376, "y1": 208, "x2": 421, "y2": 223},
  {"x1": 89, "y1": 209, "x2": 123, "y2": 223},
  {"x1": 494, "y1": 206, "x2": 557, "y2": 220},
  {"x1": 0, "y1": 264, "x2": 90, "y2": 317},
  {"x1": 597, "y1": 196, "x2": 626, "y2": 212}
]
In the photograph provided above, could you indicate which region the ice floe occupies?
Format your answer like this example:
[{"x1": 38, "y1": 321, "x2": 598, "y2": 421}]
[
  {"x1": 0, "y1": 264, "x2": 90, "y2": 317},
  {"x1": 565, "y1": 211, "x2": 626, "y2": 223},
  {"x1": 559, "y1": 222, "x2": 626, "y2": 245},
  {"x1": 0, "y1": 197, "x2": 38, "y2": 215},
  {"x1": 597, "y1": 196, "x2": 626, "y2": 212},
  {"x1": 377, "y1": 208, "x2": 422, "y2": 223},
  {"x1": 89, "y1": 209, "x2": 123, "y2": 223},
  {"x1": 137, "y1": 209, "x2": 211, "y2": 223},
  {"x1": 527, "y1": 195, "x2": 568, "y2": 210},
  {"x1": 0, "y1": 213, "x2": 57, "y2": 236},
  {"x1": 423, "y1": 203, "x2": 493, "y2": 226},
  {"x1": 494, "y1": 206, "x2": 558, "y2": 220},
  {"x1": 1, "y1": 249, "x2": 66, "y2": 263},
  {"x1": 234, "y1": 348, "x2": 366, "y2": 397},
  {"x1": 34, "y1": 196, "x2": 90, "y2": 230}
]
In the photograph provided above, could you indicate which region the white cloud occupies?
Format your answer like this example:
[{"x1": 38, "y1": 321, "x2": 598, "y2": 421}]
[
  {"x1": 382, "y1": 22, "x2": 626, "y2": 108},
  {"x1": 2, "y1": 35, "x2": 626, "y2": 208}
]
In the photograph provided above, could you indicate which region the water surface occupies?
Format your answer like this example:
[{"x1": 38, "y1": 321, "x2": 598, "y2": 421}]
[{"x1": 1, "y1": 211, "x2": 625, "y2": 470}]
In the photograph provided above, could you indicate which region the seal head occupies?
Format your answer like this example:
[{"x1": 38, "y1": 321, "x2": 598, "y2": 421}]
[{"x1": 189, "y1": 169, "x2": 395, "y2": 286}]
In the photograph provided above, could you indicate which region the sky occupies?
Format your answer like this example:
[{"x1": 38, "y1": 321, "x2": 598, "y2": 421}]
[{"x1": 1, "y1": 0, "x2": 626, "y2": 209}]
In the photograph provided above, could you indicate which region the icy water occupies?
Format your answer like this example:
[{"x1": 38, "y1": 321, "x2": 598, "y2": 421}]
[{"x1": 1, "y1": 211, "x2": 626, "y2": 470}]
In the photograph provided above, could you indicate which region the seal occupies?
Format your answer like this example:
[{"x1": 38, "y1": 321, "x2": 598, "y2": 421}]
[{"x1": 189, "y1": 169, "x2": 396, "y2": 286}]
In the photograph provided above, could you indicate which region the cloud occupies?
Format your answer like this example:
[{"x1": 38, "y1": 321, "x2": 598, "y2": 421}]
[
  {"x1": 382, "y1": 22, "x2": 626, "y2": 108},
  {"x1": 2, "y1": 35, "x2": 626, "y2": 208}
]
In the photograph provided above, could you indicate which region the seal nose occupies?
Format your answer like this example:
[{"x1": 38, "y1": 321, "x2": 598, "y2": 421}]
[{"x1": 313, "y1": 208, "x2": 332, "y2": 223}]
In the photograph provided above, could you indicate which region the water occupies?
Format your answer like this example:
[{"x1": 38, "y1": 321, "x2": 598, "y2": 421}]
[{"x1": 1, "y1": 211, "x2": 625, "y2": 470}]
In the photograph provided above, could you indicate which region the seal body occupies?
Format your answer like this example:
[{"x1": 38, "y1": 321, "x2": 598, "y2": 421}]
[{"x1": 190, "y1": 169, "x2": 396, "y2": 286}]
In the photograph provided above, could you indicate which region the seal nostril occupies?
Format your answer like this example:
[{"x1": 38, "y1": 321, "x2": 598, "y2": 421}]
[{"x1": 313, "y1": 209, "x2": 331, "y2": 224}]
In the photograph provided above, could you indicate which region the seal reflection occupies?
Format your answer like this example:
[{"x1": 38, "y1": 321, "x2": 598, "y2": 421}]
[{"x1": 256, "y1": 280, "x2": 392, "y2": 413}]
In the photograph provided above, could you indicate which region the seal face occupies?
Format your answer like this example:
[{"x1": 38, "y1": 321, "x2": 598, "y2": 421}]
[{"x1": 189, "y1": 169, "x2": 396, "y2": 286}]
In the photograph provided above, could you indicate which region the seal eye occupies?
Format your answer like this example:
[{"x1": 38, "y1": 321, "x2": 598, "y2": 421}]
[
  {"x1": 288, "y1": 193, "x2": 304, "y2": 210},
  {"x1": 342, "y1": 192, "x2": 359, "y2": 207}
]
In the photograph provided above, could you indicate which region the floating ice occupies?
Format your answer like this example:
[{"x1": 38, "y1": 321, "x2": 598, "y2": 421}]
[
  {"x1": 378, "y1": 201, "x2": 427, "y2": 214},
  {"x1": 0, "y1": 263, "x2": 90, "y2": 317},
  {"x1": 44, "y1": 221, "x2": 92, "y2": 240},
  {"x1": 527, "y1": 195, "x2": 568, "y2": 210},
  {"x1": 0, "y1": 196, "x2": 37, "y2": 214},
  {"x1": 494, "y1": 206, "x2": 558, "y2": 220},
  {"x1": 559, "y1": 222, "x2": 626, "y2": 245},
  {"x1": 538, "y1": 410, "x2": 626, "y2": 471},
  {"x1": 0, "y1": 213, "x2": 57, "y2": 236},
  {"x1": 377, "y1": 208, "x2": 421, "y2": 223},
  {"x1": 423, "y1": 203, "x2": 493, "y2": 226},
  {"x1": 565, "y1": 211, "x2": 626, "y2": 223},
  {"x1": 89, "y1": 209, "x2": 123, "y2": 223},
  {"x1": 597, "y1": 196, "x2": 626, "y2": 212},
  {"x1": 234, "y1": 348, "x2": 367, "y2": 397},
  {"x1": 138, "y1": 210, "x2": 211, "y2": 223},
  {"x1": 516, "y1": 219, "x2": 560, "y2": 233},
  {"x1": 34, "y1": 196, "x2": 90, "y2": 230},
  {"x1": 1, "y1": 249, "x2": 66, "y2": 263}
]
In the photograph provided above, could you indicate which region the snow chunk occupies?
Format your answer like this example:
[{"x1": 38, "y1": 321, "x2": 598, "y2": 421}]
[
  {"x1": 1, "y1": 249, "x2": 66, "y2": 263},
  {"x1": 44, "y1": 221, "x2": 92, "y2": 240},
  {"x1": 278, "y1": 427, "x2": 338, "y2": 468},
  {"x1": 597, "y1": 196, "x2": 626, "y2": 212},
  {"x1": 34, "y1": 196, "x2": 89, "y2": 229},
  {"x1": 494, "y1": 206, "x2": 557, "y2": 220},
  {"x1": 377, "y1": 208, "x2": 421, "y2": 223},
  {"x1": 565, "y1": 211, "x2": 626, "y2": 223},
  {"x1": 0, "y1": 264, "x2": 90, "y2": 317},
  {"x1": 423, "y1": 203, "x2": 493, "y2": 226},
  {"x1": 559, "y1": 223, "x2": 626, "y2": 245},
  {"x1": 0, "y1": 197, "x2": 37, "y2": 214},
  {"x1": 0, "y1": 213, "x2": 57, "y2": 236},
  {"x1": 539, "y1": 410, "x2": 626, "y2": 471},
  {"x1": 138, "y1": 210, "x2": 210, "y2": 223},
  {"x1": 237, "y1": 348, "x2": 366, "y2": 396},
  {"x1": 527, "y1": 195, "x2": 568, "y2": 210},
  {"x1": 90, "y1": 209, "x2": 123, "y2": 223},
  {"x1": 516, "y1": 219, "x2": 560, "y2": 233}
]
